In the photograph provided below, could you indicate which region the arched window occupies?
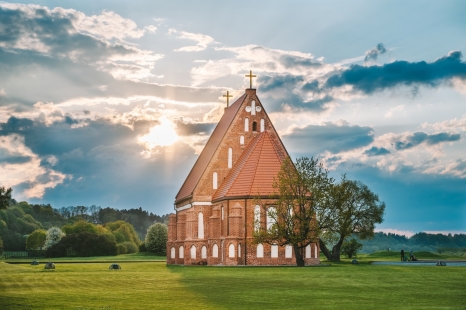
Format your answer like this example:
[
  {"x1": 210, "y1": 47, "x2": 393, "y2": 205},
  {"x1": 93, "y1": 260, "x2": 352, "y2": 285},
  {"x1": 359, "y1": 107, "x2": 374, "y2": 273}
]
[
  {"x1": 201, "y1": 246, "x2": 207, "y2": 259},
  {"x1": 229, "y1": 244, "x2": 235, "y2": 258},
  {"x1": 254, "y1": 205, "x2": 260, "y2": 232},
  {"x1": 240, "y1": 135, "x2": 244, "y2": 145},
  {"x1": 244, "y1": 117, "x2": 249, "y2": 132},
  {"x1": 191, "y1": 245, "x2": 196, "y2": 259},
  {"x1": 271, "y1": 244, "x2": 278, "y2": 258},
  {"x1": 305, "y1": 244, "x2": 311, "y2": 258},
  {"x1": 251, "y1": 100, "x2": 256, "y2": 115},
  {"x1": 221, "y1": 206, "x2": 224, "y2": 220},
  {"x1": 171, "y1": 247, "x2": 175, "y2": 259},
  {"x1": 252, "y1": 121, "x2": 257, "y2": 132},
  {"x1": 285, "y1": 245, "x2": 293, "y2": 258},
  {"x1": 256, "y1": 243, "x2": 264, "y2": 258},
  {"x1": 238, "y1": 244, "x2": 241, "y2": 257},
  {"x1": 260, "y1": 118, "x2": 265, "y2": 132},
  {"x1": 179, "y1": 246, "x2": 184, "y2": 258},
  {"x1": 198, "y1": 212, "x2": 204, "y2": 239},
  {"x1": 314, "y1": 244, "x2": 318, "y2": 258},
  {"x1": 267, "y1": 207, "x2": 276, "y2": 230},
  {"x1": 212, "y1": 244, "x2": 219, "y2": 258},
  {"x1": 228, "y1": 148, "x2": 232, "y2": 168},
  {"x1": 213, "y1": 172, "x2": 218, "y2": 189}
]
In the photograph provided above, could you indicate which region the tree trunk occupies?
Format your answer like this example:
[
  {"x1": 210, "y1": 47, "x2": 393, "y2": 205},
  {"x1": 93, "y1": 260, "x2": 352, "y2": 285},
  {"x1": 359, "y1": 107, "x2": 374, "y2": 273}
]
[
  {"x1": 294, "y1": 245, "x2": 305, "y2": 267},
  {"x1": 319, "y1": 239, "x2": 344, "y2": 262},
  {"x1": 330, "y1": 238, "x2": 345, "y2": 262},
  {"x1": 319, "y1": 239, "x2": 335, "y2": 261}
]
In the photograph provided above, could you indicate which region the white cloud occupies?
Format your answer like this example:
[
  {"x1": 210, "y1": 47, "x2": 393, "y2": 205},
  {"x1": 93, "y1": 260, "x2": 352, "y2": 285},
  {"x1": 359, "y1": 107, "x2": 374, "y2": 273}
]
[
  {"x1": 169, "y1": 28, "x2": 215, "y2": 52},
  {"x1": 384, "y1": 104, "x2": 404, "y2": 118},
  {"x1": 0, "y1": 134, "x2": 68, "y2": 198}
]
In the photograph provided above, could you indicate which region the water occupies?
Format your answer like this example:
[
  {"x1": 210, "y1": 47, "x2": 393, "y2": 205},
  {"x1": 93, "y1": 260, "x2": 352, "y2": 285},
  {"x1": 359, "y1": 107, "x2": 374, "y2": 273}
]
[{"x1": 372, "y1": 261, "x2": 466, "y2": 267}]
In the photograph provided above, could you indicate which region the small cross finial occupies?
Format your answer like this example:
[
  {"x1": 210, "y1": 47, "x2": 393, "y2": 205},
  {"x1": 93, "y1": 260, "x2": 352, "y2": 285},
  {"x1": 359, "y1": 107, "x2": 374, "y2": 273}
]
[
  {"x1": 245, "y1": 70, "x2": 256, "y2": 89},
  {"x1": 223, "y1": 90, "x2": 233, "y2": 107}
]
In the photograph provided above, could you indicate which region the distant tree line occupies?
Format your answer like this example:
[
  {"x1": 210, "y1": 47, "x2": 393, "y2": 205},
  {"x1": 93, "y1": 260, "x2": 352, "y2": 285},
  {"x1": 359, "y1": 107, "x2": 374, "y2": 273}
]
[
  {"x1": 356, "y1": 232, "x2": 466, "y2": 254},
  {"x1": 0, "y1": 187, "x2": 169, "y2": 253}
]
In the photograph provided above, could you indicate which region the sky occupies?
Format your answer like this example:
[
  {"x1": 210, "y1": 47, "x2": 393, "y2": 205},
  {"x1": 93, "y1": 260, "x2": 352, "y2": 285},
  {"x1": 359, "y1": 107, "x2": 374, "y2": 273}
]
[{"x1": 0, "y1": 0, "x2": 465, "y2": 236}]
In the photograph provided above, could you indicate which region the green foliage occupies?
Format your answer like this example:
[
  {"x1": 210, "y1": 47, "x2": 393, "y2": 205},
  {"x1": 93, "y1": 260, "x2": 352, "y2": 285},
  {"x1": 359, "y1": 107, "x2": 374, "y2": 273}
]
[
  {"x1": 0, "y1": 187, "x2": 12, "y2": 210},
  {"x1": 46, "y1": 231, "x2": 117, "y2": 257},
  {"x1": 123, "y1": 241, "x2": 138, "y2": 254},
  {"x1": 138, "y1": 242, "x2": 147, "y2": 252},
  {"x1": 117, "y1": 243, "x2": 128, "y2": 255},
  {"x1": 105, "y1": 220, "x2": 141, "y2": 246},
  {"x1": 341, "y1": 238, "x2": 363, "y2": 258},
  {"x1": 44, "y1": 227, "x2": 65, "y2": 249},
  {"x1": 26, "y1": 229, "x2": 47, "y2": 250},
  {"x1": 0, "y1": 205, "x2": 43, "y2": 250},
  {"x1": 0, "y1": 236, "x2": 3, "y2": 255},
  {"x1": 62, "y1": 220, "x2": 98, "y2": 235},
  {"x1": 145, "y1": 223, "x2": 167, "y2": 255}
]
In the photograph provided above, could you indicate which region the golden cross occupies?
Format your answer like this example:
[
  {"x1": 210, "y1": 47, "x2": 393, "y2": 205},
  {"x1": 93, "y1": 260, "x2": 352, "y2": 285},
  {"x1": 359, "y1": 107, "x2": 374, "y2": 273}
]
[
  {"x1": 245, "y1": 70, "x2": 256, "y2": 89},
  {"x1": 223, "y1": 90, "x2": 233, "y2": 107}
]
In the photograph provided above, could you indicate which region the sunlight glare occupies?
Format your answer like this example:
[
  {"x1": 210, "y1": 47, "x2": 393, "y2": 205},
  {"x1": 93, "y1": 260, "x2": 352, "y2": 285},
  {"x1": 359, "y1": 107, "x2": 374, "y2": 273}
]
[{"x1": 138, "y1": 118, "x2": 179, "y2": 148}]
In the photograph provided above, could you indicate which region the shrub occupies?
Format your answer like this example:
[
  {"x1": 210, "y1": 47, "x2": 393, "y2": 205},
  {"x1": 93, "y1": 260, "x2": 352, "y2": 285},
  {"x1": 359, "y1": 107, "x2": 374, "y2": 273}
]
[
  {"x1": 62, "y1": 220, "x2": 98, "y2": 235},
  {"x1": 123, "y1": 241, "x2": 138, "y2": 254},
  {"x1": 342, "y1": 238, "x2": 364, "y2": 258},
  {"x1": 145, "y1": 223, "x2": 168, "y2": 255},
  {"x1": 105, "y1": 221, "x2": 141, "y2": 245},
  {"x1": 46, "y1": 231, "x2": 117, "y2": 257},
  {"x1": 26, "y1": 229, "x2": 47, "y2": 250},
  {"x1": 117, "y1": 243, "x2": 127, "y2": 255},
  {"x1": 44, "y1": 227, "x2": 65, "y2": 249}
]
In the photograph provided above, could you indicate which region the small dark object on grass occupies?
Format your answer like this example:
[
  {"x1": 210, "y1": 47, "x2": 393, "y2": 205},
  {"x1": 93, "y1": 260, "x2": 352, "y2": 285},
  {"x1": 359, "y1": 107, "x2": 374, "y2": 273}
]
[
  {"x1": 31, "y1": 260, "x2": 39, "y2": 265},
  {"x1": 44, "y1": 262, "x2": 55, "y2": 269},
  {"x1": 109, "y1": 263, "x2": 121, "y2": 270},
  {"x1": 351, "y1": 260, "x2": 358, "y2": 264},
  {"x1": 436, "y1": 261, "x2": 446, "y2": 266}
]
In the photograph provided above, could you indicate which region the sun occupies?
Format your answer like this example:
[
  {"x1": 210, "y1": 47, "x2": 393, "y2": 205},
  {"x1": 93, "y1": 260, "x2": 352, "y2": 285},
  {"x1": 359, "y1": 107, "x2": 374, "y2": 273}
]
[{"x1": 138, "y1": 118, "x2": 179, "y2": 148}]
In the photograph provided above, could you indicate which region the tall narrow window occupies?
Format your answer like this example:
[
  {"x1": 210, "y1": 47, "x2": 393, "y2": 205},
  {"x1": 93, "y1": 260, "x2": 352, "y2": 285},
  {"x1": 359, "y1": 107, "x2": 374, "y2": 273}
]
[
  {"x1": 198, "y1": 212, "x2": 204, "y2": 239},
  {"x1": 254, "y1": 205, "x2": 260, "y2": 232},
  {"x1": 229, "y1": 244, "x2": 235, "y2": 258},
  {"x1": 240, "y1": 135, "x2": 244, "y2": 145},
  {"x1": 314, "y1": 244, "x2": 318, "y2": 258},
  {"x1": 285, "y1": 245, "x2": 293, "y2": 258},
  {"x1": 213, "y1": 172, "x2": 218, "y2": 189},
  {"x1": 171, "y1": 247, "x2": 175, "y2": 259},
  {"x1": 271, "y1": 244, "x2": 278, "y2": 258},
  {"x1": 201, "y1": 246, "x2": 207, "y2": 259},
  {"x1": 238, "y1": 244, "x2": 241, "y2": 257},
  {"x1": 221, "y1": 206, "x2": 224, "y2": 220},
  {"x1": 256, "y1": 243, "x2": 264, "y2": 258},
  {"x1": 191, "y1": 245, "x2": 196, "y2": 259},
  {"x1": 252, "y1": 121, "x2": 257, "y2": 132},
  {"x1": 179, "y1": 246, "x2": 184, "y2": 258},
  {"x1": 305, "y1": 244, "x2": 311, "y2": 258},
  {"x1": 267, "y1": 207, "x2": 276, "y2": 230},
  {"x1": 251, "y1": 100, "x2": 256, "y2": 115},
  {"x1": 244, "y1": 118, "x2": 249, "y2": 132},
  {"x1": 213, "y1": 244, "x2": 219, "y2": 258},
  {"x1": 228, "y1": 148, "x2": 232, "y2": 168},
  {"x1": 260, "y1": 118, "x2": 265, "y2": 132}
]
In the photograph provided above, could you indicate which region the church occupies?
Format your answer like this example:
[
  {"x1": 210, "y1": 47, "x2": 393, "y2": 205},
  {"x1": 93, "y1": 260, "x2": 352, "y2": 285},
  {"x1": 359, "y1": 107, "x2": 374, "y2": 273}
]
[{"x1": 166, "y1": 72, "x2": 320, "y2": 266}]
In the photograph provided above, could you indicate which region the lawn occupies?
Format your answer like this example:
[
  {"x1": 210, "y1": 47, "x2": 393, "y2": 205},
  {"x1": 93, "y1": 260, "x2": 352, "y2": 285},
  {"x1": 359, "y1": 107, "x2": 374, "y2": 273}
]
[{"x1": 0, "y1": 258, "x2": 465, "y2": 309}]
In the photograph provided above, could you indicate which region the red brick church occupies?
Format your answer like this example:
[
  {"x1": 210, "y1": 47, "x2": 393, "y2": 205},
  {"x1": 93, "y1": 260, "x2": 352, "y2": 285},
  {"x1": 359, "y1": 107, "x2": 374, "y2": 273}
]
[{"x1": 166, "y1": 75, "x2": 320, "y2": 265}]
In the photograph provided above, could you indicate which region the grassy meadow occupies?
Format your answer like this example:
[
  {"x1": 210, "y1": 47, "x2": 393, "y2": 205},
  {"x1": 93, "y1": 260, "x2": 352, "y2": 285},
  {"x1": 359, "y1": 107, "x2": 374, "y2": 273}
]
[{"x1": 0, "y1": 253, "x2": 465, "y2": 309}]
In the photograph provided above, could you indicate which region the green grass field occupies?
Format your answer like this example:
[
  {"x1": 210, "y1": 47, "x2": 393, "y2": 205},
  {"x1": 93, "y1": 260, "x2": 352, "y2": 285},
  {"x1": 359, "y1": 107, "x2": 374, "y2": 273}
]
[{"x1": 1, "y1": 253, "x2": 465, "y2": 310}]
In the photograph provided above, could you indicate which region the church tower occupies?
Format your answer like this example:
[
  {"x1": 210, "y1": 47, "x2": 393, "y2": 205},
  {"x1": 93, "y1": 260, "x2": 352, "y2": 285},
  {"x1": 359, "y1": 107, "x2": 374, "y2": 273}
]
[{"x1": 166, "y1": 73, "x2": 320, "y2": 266}]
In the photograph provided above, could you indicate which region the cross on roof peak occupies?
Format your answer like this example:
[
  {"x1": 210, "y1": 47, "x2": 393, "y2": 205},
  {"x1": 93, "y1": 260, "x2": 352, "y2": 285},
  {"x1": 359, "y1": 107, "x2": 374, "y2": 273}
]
[
  {"x1": 223, "y1": 90, "x2": 233, "y2": 107},
  {"x1": 245, "y1": 70, "x2": 256, "y2": 89}
]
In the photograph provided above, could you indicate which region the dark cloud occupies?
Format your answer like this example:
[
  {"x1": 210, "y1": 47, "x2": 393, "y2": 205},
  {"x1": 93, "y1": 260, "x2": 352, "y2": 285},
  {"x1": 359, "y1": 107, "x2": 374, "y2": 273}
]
[
  {"x1": 0, "y1": 116, "x2": 197, "y2": 214},
  {"x1": 363, "y1": 146, "x2": 391, "y2": 156},
  {"x1": 279, "y1": 55, "x2": 321, "y2": 69},
  {"x1": 175, "y1": 120, "x2": 215, "y2": 136},
  {"x1": 325, "y1": 51, "x2": 466, "y2": 94},
  {"x1": 394, "y1": 131, "x2": 461, "y2": 150},
  {"x1": 282, "y1": 122, "x2": 374, "y2": 155},
  {"x1": 258, "y1": 75, "x2": 304, "y2": 92},
  {"x1": 301, "y1": 80, "x2": 320, "y2": 93},
  {"x1": 364, "y1": 43, "x2": 387, "y2": 63}
]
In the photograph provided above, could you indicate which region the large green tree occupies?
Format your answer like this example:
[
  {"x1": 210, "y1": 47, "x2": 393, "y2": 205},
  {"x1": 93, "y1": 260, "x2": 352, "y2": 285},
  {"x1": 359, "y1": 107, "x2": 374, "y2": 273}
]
[
  {"x1": 0, "y1": 187, "x2": 12, "y2": 209},
  {"x1": 317, "y1": 176, "x2": 385, "y2": 261},
  {"x1": 26, "y1": 229, "x2": 47, "y2": 250},
  {"x1": 253, "y1": 158, "x2": 328, "y2": 266}
]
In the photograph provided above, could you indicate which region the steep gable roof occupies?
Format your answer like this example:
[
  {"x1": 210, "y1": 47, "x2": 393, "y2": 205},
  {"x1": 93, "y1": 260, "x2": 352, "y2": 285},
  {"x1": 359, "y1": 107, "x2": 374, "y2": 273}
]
[
  {"x1": 175, "y1": 94, "x2": 247, "y2": 203},
  {"x1": 212, "y1": 130, "x2": 287, "y2": 202}
]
